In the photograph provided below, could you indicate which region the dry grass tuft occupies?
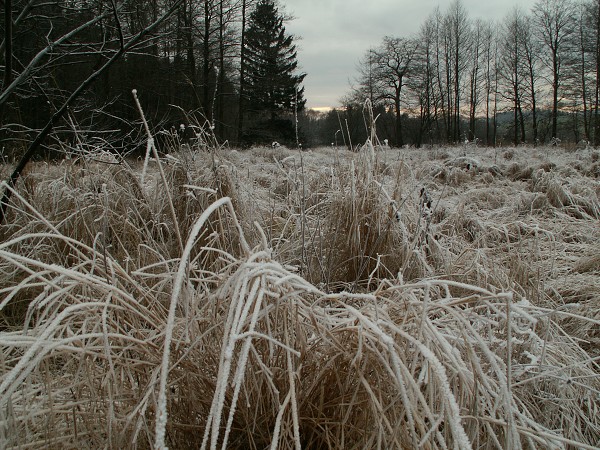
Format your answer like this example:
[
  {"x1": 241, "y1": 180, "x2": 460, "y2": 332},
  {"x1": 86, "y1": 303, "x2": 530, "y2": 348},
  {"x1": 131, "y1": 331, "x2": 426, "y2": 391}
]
[
  {"x1": 532, "y1": 170, "x2": 600, "y2": 219},
  {"x1": 506, "y1": 163, "x2": 534, "y2": 181},
  {"x1": 318, "y1": 144, "x2": 404, "y2": 288},
  {"x1": 572, "y1": 250, "x2": 600, "y2": 274}
]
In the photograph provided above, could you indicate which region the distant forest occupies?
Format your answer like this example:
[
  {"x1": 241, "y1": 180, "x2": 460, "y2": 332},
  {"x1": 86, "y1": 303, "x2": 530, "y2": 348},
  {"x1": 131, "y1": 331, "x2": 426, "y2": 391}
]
[
  {"x1": 334, "y1": 0, "x2": 600, "y2": 149},
  {"x1": 1, "y1": 0, "x2": 600, "y2": 158},
  {"x1": 0, "y1": 0, "x2": 305, "y2": 158}
]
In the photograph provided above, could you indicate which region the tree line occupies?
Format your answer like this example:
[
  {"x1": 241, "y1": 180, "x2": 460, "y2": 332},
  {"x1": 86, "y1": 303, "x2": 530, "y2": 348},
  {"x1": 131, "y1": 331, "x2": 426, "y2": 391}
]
[
  {"x1": 3, "y1": 0, "x2": 600, "y2": 155},
  {"x1": 0, "y1": 0, "x2": 305, "y2": 159},
  {"x1": 317, "y1": 0, "x2": 600, "y2": 148}
]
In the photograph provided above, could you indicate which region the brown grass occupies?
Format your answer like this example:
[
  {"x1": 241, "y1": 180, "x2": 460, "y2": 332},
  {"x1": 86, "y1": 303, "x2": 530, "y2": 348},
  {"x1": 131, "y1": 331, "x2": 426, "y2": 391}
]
[{"x1": 0, "y1": 139, "x2": 599, "y2": 449}]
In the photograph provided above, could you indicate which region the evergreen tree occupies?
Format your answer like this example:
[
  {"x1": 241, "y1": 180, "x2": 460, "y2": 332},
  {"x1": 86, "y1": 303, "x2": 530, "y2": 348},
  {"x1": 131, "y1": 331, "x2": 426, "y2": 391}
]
[{"x1": 241, "y1": 0, "x2": 306, "y2": 144}]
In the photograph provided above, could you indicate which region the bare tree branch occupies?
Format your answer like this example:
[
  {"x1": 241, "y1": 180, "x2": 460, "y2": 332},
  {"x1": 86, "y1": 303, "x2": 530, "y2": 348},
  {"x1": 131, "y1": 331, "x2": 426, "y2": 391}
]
[
  {"x1": 0, "y1": 0, "x2": 187, "y2": 225},
  {"x1": 0, "y1": 12, "x2": 111, "y2": 107}
]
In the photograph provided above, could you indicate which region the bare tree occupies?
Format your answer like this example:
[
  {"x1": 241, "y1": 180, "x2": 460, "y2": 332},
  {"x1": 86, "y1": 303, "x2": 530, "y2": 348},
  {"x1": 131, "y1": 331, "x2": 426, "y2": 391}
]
[
  {"x1": 327, "y1": 0, "x2": 600, "y2": 147},
  {"x1": 498, "y1": 9, "x2": 542, "y2": 146},
  {"x1": 440, "y1": 13, "x2": 454, "y2": 142},
  {"x1": 414, "y1": 13, "x2": 442, "y2": 145},
  {"x1": 569, "y1": 0, "x2": 596, "y2": 142},
  {"x1": 533, "y1": 0, "x2": 577, "y2": 140},
  {"x1": 352, "y1": 48, "x2": 380, "y2": 107},
  {"x1": 499, "y1": 8, "x2": 528, "y2": 145},
  {"x1": 467, "y1": 19, "x2": 485, "y2": 141},
  {"x1": 0, "y1": 0, "x2": 36, "y2": 57},
  {"x1": 426, "y1": 8, "x2": 449, "y2": 143},
  {"x1": 521, "y1": 13, "x2": 542, "y2": 145},
  {"x1": 447, "y1": 0, "x2": 471, "y2": 142},
  {"x1": 370, "y1": 36, "x2": 418, "y2": 146},
  {"x1": 481, "y1": 21, "x2": 498, "y2": 146}
]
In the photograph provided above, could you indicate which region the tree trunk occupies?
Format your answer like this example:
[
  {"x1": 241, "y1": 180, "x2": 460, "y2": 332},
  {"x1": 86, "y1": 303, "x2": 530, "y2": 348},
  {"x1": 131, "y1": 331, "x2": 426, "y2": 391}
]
[
  {"x1": 4, "y1": 0, "x2": 13, "y2": 88},
  {"x1": 527, "y1": 54, "x2": 538, "y2": 145},
  {"x1": 1, "y1": 0, "x2": 12, "y2": 127},
  {"x1": 424, "y1": 48, "x2": 432, "y2": 145},
  {"x1": 531, "y1": 85, "x2": 538, "y2": 145},
  {"x1": 395, "y1": 90, "x2": 403, "y2": 147},
  {"x1": 513, "y1": 43, "x2": 519, "y2": 146},
  {"x1": 469, "y1": 68, "x2": 477, "y2": 141},
  {"x1": 454, "y1": 34, "x2": 461, "y2": 143},
  {"x1": 493, "y1": 64, "x2": 498, "y2": 147},
  {"x1": 518, "y1": 98, "x2": 525, "y2": 143},
  {"x1": 580, "y1": 15, "x2": 589, "y2": 141},
  {"x1": 596, "y1": 0, "x2": 600, "y2": 145},
  {"x1": 446, "y1": 58, "x2": 452, "y2": 142},
  {"x1": 436, "y1": 53, "x2": 447, "y2": 143},
  {"x1": 552, "y1": 50, "x2": 559, "y2": 139},
  {"x1": 514, "y1": 88, "x2": 519, "y2": 146},
  {"x1": 237, "y1": 0, "x2": 247, "y2": 144},
  {"x1": 485, "y1": 58, "x2": 490, "y2": 146},
  {"x1": 217, "y1": 0, "x2": 225, "y2": 140},
  {"x1": 203, "y1": 0, "x2": 212, "y2": 122},
  {"x1": 185, "y1": 0, "x2": 197, "y2": 108},
  {"x1": 485, "y1": 37, "x2": 492, "y2": 146}
]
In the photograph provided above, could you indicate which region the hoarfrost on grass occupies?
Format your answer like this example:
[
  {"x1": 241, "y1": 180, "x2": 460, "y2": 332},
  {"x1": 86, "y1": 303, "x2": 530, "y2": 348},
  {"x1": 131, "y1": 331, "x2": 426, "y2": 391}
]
[{"x1": 0, "y1": 143, "x2": 599, "y2": 449}]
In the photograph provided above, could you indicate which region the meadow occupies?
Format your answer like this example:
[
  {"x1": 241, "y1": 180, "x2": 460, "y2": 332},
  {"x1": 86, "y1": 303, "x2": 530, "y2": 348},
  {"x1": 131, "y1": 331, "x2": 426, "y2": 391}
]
[{"x1": 0, "y1": 132, "x2": 599, "y2": 448}]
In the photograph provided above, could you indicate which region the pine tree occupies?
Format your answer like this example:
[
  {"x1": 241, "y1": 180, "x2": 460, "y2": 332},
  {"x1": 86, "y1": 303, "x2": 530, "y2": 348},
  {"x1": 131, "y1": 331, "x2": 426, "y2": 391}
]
[{"x1": 241, "y1": 0, "x2": 306, "y2": 144}]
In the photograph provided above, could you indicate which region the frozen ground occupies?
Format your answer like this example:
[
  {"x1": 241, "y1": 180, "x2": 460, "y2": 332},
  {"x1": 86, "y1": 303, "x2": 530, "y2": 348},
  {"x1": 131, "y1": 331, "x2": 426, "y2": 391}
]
[{"x1": 0, "y1": 142, "x2": 599, "y2": 448}]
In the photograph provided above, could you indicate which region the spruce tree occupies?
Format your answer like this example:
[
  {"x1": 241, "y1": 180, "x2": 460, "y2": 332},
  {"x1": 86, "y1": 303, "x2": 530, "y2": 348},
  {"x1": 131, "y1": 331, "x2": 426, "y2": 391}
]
[{"x1": 241, "y1": 0, "x2": 306, "y2": 144}]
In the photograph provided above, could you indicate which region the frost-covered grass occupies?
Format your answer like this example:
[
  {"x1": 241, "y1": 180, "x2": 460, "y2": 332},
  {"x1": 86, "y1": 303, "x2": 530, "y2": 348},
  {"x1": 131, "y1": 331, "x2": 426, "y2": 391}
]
[{"x1": 0, "y1": 140, "x2": 599, "y2": 449}]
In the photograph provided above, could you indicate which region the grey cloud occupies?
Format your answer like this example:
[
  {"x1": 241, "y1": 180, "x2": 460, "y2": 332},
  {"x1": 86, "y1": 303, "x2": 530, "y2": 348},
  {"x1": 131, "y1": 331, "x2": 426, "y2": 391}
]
[{"x1": 283, "y1": 0, "x2": 538, "y2": 108}]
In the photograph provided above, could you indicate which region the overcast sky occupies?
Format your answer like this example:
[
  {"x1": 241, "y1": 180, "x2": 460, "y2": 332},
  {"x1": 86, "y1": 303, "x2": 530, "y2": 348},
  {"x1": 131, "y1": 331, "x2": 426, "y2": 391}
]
[{"x1": 282, "y1": 0, "x2": 539, "y2": 110}]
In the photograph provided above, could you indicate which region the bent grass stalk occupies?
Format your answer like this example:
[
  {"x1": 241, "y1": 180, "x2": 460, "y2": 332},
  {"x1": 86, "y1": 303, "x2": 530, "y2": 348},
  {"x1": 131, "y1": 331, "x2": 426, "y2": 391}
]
[
  {"x1": 155, "y1": 196, "x2": 249, "y2": 450},
  {"x1": 132, "y1": 88, "x2": 184, "y2": 254}
]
